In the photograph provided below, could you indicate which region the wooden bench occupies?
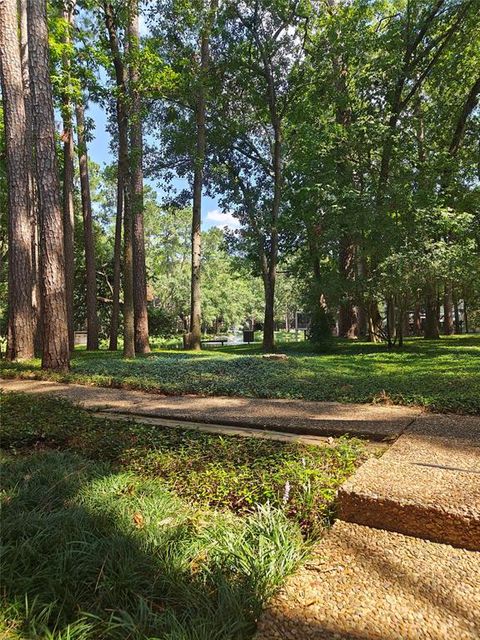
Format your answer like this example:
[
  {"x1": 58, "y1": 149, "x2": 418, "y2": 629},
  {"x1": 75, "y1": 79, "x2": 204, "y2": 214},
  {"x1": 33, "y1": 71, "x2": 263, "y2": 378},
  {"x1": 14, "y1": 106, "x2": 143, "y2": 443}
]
[{"x1": 201, "y1": 338, "x2": 228, "y2": 347}]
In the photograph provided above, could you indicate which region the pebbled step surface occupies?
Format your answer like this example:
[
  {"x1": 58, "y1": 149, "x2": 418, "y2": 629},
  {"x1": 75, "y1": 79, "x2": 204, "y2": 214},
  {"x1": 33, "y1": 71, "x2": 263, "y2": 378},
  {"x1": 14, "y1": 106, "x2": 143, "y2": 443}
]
[{"x1": 255, "y1": 521, "x2": 480, "y2": 640}]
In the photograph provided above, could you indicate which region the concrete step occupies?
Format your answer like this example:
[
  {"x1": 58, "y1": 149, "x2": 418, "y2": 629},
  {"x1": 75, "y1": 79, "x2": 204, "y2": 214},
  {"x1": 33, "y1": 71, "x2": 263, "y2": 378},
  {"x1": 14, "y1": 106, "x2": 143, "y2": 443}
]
[
  {"x1": 337, "y1": 458, "x2": 480, "y2": 550},
  {"x1": 256, "y1": 521, "x2": 480, "y2": 640}
]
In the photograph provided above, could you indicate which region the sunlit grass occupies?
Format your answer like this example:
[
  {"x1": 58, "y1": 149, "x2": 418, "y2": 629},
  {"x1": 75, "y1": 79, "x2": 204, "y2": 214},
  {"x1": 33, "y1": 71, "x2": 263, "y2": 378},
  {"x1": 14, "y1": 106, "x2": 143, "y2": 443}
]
[{"x1": 1, "y1": 335, "x2": 479, "y2": 413}]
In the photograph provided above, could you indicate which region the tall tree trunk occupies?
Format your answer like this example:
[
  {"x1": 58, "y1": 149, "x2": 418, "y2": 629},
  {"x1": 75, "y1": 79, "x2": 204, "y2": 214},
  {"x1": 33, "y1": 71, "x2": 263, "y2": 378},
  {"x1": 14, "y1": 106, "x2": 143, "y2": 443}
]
[
  {"x1": 402, "y1": 308, "x2": 410, "y2": 339},
  {"x1": 103, "y1": 1, "x2": 135, "y2": 358},
  {"x1": 109, "y1": 163, "x2": 123, "y2": 350},
  {"x1": 368, "y1": 302, "x2": 382, "y2": 342},
  {"x1": 453, "y1": 296, "x2": 461, "y2": 334},
  {"x1": 19, "y1": 0, "x2": 41, "y2": 354},
  {"x1": 0, "y1": 0, "x2": 35, "y2": 360},
  {"x1": 76, "y1": 100, "x2": 99, "y2": 350},
  {"x1": 188, "y1": 102, "x2": 204, "y2": 351},
  {"x1": 61, "y1": 0, "x2": 76, "y2": 352},
  {"x1": 262, "y1": 121, "x2": 281, "y2": 353},
  {"x1": 187, "y1": 7, "x2": 216, "y2": 351},
  {"x1": 356, "y1": 256, "x2": 368, "y2": 339},
  {"x1": 122, "y1": 159, "x2": 135, "y2": 358},
  {"x1": 260, "y1": 249, "x2": 276, "y2": 352},
  {"x1": 414, "y1": 303, "x2": 422, "y2": 336},
  {"x1": 338, "y1": 239, "x2": 358, "y2": 338},
  {"x1": 27, "y1": 0, "x2": 70, "y2": 371},
  {"x1": 128, "y1": 2, "x2": 150, "y2": 354},
  {"x1": 443, "y1": 281, "x2": 454, "y2": 335},
  {"x1": 327, "y1": 11, "x2": 357, "y2": 341},
  {"x1": 386, "y1": 297, "x2": 396, "y2": 344},
  {"x1": 424, "y1": 283, "x2": 440, "y2": 339}
]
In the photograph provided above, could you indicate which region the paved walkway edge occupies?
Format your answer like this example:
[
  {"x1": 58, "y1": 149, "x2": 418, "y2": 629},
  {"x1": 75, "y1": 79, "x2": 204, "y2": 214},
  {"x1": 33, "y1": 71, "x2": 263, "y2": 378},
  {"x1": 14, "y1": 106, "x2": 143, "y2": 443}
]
[{"x1": 0, "y1": 378, "x2": 419, "y2": 441}]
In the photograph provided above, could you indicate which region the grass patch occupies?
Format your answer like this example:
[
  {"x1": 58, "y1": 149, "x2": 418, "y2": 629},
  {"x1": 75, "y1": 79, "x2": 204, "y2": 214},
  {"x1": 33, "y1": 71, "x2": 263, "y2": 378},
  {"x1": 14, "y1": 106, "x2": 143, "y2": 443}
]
[
  {"x1": 1, "y1": 335, "x2": 479, "y2": 414},
  {"x1": 0, "y1": 393, "x2": 364, "y2": 639}
]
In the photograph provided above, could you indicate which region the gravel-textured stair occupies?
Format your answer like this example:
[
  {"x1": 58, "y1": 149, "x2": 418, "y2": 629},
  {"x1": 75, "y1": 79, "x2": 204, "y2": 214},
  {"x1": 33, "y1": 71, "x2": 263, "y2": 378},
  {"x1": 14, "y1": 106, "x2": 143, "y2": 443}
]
[
  {"x1": 337, "y1": 457, "x2": 480, "y2": 550},
  {"x1": 255, "y1": 521, "x2": 480, "y2": 640},
  {"x1": 337, "y1": 413, "x2": 480, "y2": 550}
]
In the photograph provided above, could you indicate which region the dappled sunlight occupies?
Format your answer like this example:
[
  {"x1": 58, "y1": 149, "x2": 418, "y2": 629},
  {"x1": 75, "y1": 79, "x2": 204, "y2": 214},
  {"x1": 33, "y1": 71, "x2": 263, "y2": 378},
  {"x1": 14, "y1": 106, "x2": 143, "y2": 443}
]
[
  {"x1": 1, "y1": 336, "x2": 479, "y2": 414},
  {"x1": 0, "y1": 451, "x2": 305, "y2": 639}
]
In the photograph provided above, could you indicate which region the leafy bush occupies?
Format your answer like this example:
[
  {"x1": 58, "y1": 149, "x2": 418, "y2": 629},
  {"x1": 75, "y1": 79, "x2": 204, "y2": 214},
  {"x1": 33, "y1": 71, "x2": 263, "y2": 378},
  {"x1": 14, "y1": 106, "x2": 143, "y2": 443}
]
[{"x1": 148, "y1": 306, "x2": 179, "y2": 338}]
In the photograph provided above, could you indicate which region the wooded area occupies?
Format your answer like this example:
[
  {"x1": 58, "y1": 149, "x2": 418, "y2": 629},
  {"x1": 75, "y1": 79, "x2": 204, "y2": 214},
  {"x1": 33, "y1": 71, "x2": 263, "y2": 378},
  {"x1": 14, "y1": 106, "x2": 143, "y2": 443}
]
[{"x1": 1, "y1": 0, "x2": 479, "y2": 370}]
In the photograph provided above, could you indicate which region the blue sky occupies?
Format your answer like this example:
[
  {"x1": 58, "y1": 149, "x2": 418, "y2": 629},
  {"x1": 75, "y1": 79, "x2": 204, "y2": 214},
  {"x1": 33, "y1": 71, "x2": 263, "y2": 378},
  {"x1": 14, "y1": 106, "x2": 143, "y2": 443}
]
[{"x1": 85, "y1": 101, "x2": 239, "y2": 231}]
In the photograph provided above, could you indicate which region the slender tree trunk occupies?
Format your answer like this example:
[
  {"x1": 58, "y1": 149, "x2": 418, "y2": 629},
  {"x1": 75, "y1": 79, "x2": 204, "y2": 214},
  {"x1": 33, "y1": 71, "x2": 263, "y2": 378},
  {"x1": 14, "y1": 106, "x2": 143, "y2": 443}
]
[
  {"x1": 414, "y1": 303, "x2": 422, "y2": 336},
  {"x1": 368, "y1": 302, "x2": 382, "y2": 342},
  {"x1": 61, "y1": 0, "x2": 76, "y2": 352},
  {"x1": 103, "y1": 1, "x2": 135, "y2": 358},
  {"x1": 453, "y1": 296, "x2": 461, "y2": 334},
  {"x1": 402, "y1": 309, "x2": 410, "y2": 338},
  {"x1": 188, "y1": 0, "x2": 219, "y2": 350},
  {"x1": 187, "y1": 10, "x2": 215, "y2": 351},
  {"x1": 396, "y1": 300, "x2": 406, "y2": 348},
  {"x1": 338, "y1": 238, "x2": 358, "y2": 338},
  {"x1": 128, "y1": 2, "x2": 150, "y2": 353},
  {"x1": 443, "y1": 281, "x2": 454, "y2": 335},
  {"x1": 464, "y1": 300, "x2": 469, "y2": 334},
  {"x1": 109, "y1": 163, "x2": 123, "y2": 350},
  {"x1": 122, "y1": 168, "x2": 135, "y2": 358},
  {"x1": 327, "y1": 19, "x2": 358, "y2": 342},
  {"x1": 0, "y1": 0, "x2": 35, "y2": 360},
  {"x1": 188, "y1": 110, "x2": 204, "y2": 351},
  {"x1": 262, "y1": 268, "x2": 276, "y2": 352},
  {"x1": 387, "y1": 297, "x2": 396, "y2": 341},
  {"x1": 356, "y1": 256, "x2": 368, "y2": 338},
  {"x1": 262, "y1": 122, "x2": 281, "y2": 353},
  {"x1": 76, "y1": 100, "x2": 99, "y2": 350},
  {"x1": 27, "y1": 0, "x2": 70, "y2": 371}
]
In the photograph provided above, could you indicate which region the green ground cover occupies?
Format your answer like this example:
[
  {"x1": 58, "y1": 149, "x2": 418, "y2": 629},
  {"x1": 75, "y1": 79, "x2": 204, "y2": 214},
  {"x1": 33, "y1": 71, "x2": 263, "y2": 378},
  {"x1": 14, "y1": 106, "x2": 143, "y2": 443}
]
[
  {"x1": 2, "y1": 336, "x2": 479, "y2": 414},
  {"x1": 0, "y1": 393, "x2": 363, "y2": 639}
]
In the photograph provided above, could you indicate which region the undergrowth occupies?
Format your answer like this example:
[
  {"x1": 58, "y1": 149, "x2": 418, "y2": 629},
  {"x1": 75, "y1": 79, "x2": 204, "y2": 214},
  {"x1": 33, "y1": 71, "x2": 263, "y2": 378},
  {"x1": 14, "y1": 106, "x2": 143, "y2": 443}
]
[{"x1": 0, "y1": 393, "x2": 364, "y2": 639}]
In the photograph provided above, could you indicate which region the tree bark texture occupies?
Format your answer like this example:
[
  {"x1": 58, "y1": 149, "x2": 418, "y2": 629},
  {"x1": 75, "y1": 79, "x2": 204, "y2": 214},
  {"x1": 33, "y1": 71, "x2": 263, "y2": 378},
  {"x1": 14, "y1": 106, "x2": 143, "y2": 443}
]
[
  {"x1": 103, "y1": 1, "x2": 135, "y2": 358},
  {"x1": 443, "y1": 281, "x2": 454, "y2": 335},
  {"x1": 453, "y1": 297, "x2": 461, "y2": 334},
  {"x1": 0, "y1": 0, "x2": 35, "y2": 360},
  {"x1": 128, "y1": 3, "x2": 150, "y2": 353},
  {"x1": 27, "y1": 0, "x2": 70, "y2": 370},
  {"x1": 262, "y1": 121, "x2": 281, "y2": 353},
  {"x1": 109, "y1": 163, "x2": 123, "y2": 350},
  {"x1": 338, "y1": 239, "x2": 358, "y2": 338},
  {"x1": 76, "y1": 100, "x2": 99, "y2": 350},
  {"x1": 61, "y1": 0, "x2": 76, "y2": 351},
  {"x1": 187, "y1": 26, "x2": 209, "y2": 351},
  {"x1": 19, "y1": 0, "x2": 42, "y2": 353},
  {"x1": 424, "y1": 283, "x2": 440, "y2": 339}
]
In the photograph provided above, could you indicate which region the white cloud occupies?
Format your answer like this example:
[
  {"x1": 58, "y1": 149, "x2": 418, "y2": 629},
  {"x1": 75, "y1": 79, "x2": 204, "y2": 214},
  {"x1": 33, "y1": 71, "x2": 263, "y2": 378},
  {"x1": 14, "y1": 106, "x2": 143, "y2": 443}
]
[{"x1": 206, "y1": 209, "x2": 240, "y2": 230}]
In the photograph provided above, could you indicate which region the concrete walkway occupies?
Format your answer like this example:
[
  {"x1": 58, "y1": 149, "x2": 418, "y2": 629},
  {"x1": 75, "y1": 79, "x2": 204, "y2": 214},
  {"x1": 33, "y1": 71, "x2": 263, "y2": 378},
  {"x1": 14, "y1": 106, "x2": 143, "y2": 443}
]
[{"x1": 0, "y1": 378, "x2": 419, "y2": 441}]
